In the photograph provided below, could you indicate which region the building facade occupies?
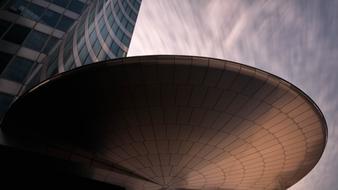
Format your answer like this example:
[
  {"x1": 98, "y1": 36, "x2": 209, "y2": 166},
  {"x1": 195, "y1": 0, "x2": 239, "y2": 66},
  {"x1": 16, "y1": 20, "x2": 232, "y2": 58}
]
[
  {"x1": 0, "y1": 0, "x2": 141, "y2": 119},
  {"x1": 0, "y1": 0, "x2": 91, "y2": 117}
]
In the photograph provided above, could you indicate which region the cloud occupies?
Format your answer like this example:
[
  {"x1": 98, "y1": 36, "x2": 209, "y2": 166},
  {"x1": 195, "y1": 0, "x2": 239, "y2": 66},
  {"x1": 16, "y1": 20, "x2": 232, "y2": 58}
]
[{"x1": 129, "y1": 0, "x2": 338, "y2": 189}]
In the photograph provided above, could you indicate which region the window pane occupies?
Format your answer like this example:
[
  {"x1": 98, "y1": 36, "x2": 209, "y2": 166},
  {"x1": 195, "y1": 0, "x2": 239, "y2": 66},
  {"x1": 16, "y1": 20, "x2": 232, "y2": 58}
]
[
  {"x1": 116, "y1": 28, "x2": 123, "y2": 40},
  {"x1": 98, "y1": 17, "x2": 105, "y2": 30},
  {"x1": 69, "y1": 0, "x2": 86, "y2": 14},
  {"x1": 42, "y1": 36, "x2": 59, "y2": 54},
  {"x1": 5, "y1": 0, "x2": 29, "y2": 15},
  {"x1": 97, "y1": 48, "x2": 106, "y2": 60},
  {"x1": 40, "y1": 10, "x2": 60, "y2": 27},
  {"x1": 64, "y1": 54, "x2": 74, "y2": 71},
  {"x1": 92, "y1": 40, "x2": 101, "y2": 56},
  {"x1": 23, "y1": 30, "x2": 49, "y2": 51},
  {"x1": 89, "y1": 30, "x2": 97, "y2": 44},
  {"x1": 105, "y1": 35, "x2": 113, "y2": 47},
  {"x1": 2, "y1": 57, "x2": 34, "y2": 82},
  {"x1": 46, "y1": 48, "x2": 59, "y2": 77},
  {"x1": 130, "y1": 12, "x2": 137, "y2": 20},
  {"x1": 0, "y1": 52, "x2": 13, "y2": 73},
  {"x1": 121, "y1": 34, "x2": 130, "y2": 46},
  {"x1": 52, "y1": 0, "x2": 69, "y2": 8},
  {"x1": 46, "y1": 59, "x2": 58, "y2": 77},
  {"x1": 84, "y1": 54, "x2": 92, "y2": 65},
  {"x1": 77, "y1": 37, "x2": 85, "y2": 52},
  {"x1": 126, "y1": 22, "x2": 134, "y2": 33},
  {"x1": 79, "y1": 46, "x2": 89, "y2": 63},
  {"x1": 23, "y1": 3, "x2": 45, "y2": 21},
  {"x1": 0, "y1": 19, "x2": 11, "y2": 37},
  {"x1": 110, "y1": 41, "x2": 119, "y2": 55},
  {"x1": 3, "y1": 24, "x2": 31, "y2": 44},
  {"x1": 0, "y1": 93, "x2": 13, "y2": 113},
  {"x1": 121, "y1": 17, "x2": 128, "y2": 27},
  {"x1": 100, "y1": 25, "x2": 109, "y2": 40},
  {"x1": 117, "y1": 48, "x2": 125, "y2": 57},
  {"x1": 56, "y1": 16, "x2": 74, "y2": 31},
  {"x1": 26, "y1": 67, "x2": 42, "y2": 90}
]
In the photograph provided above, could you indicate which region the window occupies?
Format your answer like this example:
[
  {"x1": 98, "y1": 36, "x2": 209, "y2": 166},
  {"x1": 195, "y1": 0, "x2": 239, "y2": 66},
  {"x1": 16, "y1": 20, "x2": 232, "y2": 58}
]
[
  {"x1": 40, "y1": 10, "x2": 61, "y2": 27},
  {"x1": 121, "y1": 17, "x2": 128, "y2": 27},
  {"x1": 0, "y1": 52, "x2": 13, "y2": 73},
  {"x1": 64, "y1": 54, "x2": 74, "y2": 71},
  {"x1": 106, "y1": 4, "x2": 112, "y2": 17},
  {"x1": 92, "y1": 40, "x2": 101, "y2": 56},
  {"x1": 23, "y1": 3, "x2": 45, "y2": 21},
  {"x1": 46, "y1": 49, "x2": 59, "y2": 77},
  {"x1": 108, "y1": 13, "x2": 114, "y2": 25},
  {"x1": 116, "y1": 28, "x2": 123, "y2": 40},
  {"x1": 3, "y1": 24, "x2": 31, "y2": 44},
  {"x1": 84, "y1": 54, "x2": 92, "y2": 65},
  {"x1": 100, "y1": 25, "x2": 109, "y2": 39},
  {"x1": 117, "y1": 10, "x2": 123, "y2": 20},
  {"x1": 78, "y1": 46, "x2": 89, "y2": 63},
  {"x1": 110, "y1": 41, "x2": 119, "y2": 55},
  {"x1": 88, "y1": 6, "x2": 96, "y2": 24},
  {"x1": 97, "y1": 49, "x2": 106, "y2": 60},
  {"x1": 5, "y1": 0, "x2": 29, "y2": 15},
  {"x1": 112, "y1": 22, "x2": 118, "y2": 32},
  {"x1": 126, "y1": 22, "x2": 134, "y2": 33},
  {"x1": 0, "y1": 19, "x2": 11, "y2": 37},
  {"x1": 56, "y1": 16, "x2": 74, "y2": 31},
  {"x1": 77, "y1": 37, "x2": 86, "y2": 52},
  {"x1": 0, "y1": 93, "x2": 13, "y2": 113},
  {"x1": 125, "y1": 6, "x2": 131, "y2": 15},
  {"x1": 134, "y1": 1, "x2": 141, "y2": 10},
  {"x1": 88, "y1": 24, "x2": 95, "y2": 36},
  {"x1": 42, "y1": 36, "x2": 59, "y2": 54},
  {"x1": 26, "y1": 68, "x2": 41, "y2": 90},
  {"x1": 2, "y1": 57, "x2": 34, "y2": 82},
  {"x1": 68, "y1": 0, "x2": 86, "y2": 14},
  {"x1": 77, "y1": 24, "x2": 85, "y2": 41},
  {"x1": 23, "y1": 30, "x2": 49, "y2": 51},
  {"x1": 79, "y1": 12, "x2": 87, "y2": 26},
  {"x1": 89, "y1": 30, "x2": 97, "y2": 44},
  {"x1": 98, "y1": 17, "x2": 105, "y2": 29},
  {"x1": 105, "y1": 35, "x2": 113, "y2": 47},
  {"x1": 46, "y1": 59, "x2": 58, "y2": 77},
  {"x1": 52, "y1": 0, "x2": 70, "y2": 8},
  {"x1": 117, "y1": 48, "x2": 126, "y2": 57},
  {"x1": 130, "y1": 12, "x2": 137, "y2": 20},
  {"x1": 121, "y1": 35, "x2": 130, "y2": 46}
]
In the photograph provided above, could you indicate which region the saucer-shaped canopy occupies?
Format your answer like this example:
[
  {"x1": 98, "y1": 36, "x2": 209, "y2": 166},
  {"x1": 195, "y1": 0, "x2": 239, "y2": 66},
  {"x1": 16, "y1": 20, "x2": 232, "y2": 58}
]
[{"x1": 1, "y1": 55, "x2": 327, "y2": 190}]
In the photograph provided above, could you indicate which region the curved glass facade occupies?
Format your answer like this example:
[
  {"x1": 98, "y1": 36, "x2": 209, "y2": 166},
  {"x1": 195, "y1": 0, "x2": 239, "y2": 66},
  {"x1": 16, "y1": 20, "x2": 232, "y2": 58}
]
[
  {"x1": 0, "y1": 0, "x2": 141, "y2": 119},
  {"x1": 27, "y1": 0, "x2": 141, "y2": 87},
  {"x1": 0, "y1": 0, "x2": 91, "y2": 118}
]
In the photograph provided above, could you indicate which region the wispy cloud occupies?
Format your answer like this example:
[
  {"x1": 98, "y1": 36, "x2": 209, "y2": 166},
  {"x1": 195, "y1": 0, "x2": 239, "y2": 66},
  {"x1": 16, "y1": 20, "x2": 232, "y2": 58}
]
[{"x1": 129, "y1": 0, "x2": 338, "y2": 189}]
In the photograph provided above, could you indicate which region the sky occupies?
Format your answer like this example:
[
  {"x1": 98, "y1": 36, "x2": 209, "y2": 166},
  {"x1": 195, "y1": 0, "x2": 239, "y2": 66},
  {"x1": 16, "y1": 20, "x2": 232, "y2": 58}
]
[{"x1": 128, "y1": 0, "x2": 338, "y2": 189}]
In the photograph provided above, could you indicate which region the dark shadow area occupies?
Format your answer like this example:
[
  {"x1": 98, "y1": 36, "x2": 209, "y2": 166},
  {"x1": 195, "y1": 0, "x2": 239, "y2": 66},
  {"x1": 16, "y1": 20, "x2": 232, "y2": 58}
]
[{"x1": 0, "y1": 144, "x2": 124, "y2": 189}]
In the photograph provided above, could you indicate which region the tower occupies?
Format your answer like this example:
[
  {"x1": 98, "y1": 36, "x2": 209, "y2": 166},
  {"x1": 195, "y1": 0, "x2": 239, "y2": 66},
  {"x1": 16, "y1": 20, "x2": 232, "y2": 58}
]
[{"x1": 0, "y1": 0, "x2": 142, "y2": 119}]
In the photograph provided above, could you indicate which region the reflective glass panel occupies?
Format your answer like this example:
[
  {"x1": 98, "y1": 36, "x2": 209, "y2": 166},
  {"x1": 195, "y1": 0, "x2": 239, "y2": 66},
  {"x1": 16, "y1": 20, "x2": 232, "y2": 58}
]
[
  {"x1": 3, "y1": 24, "x2": 31, "y2": 44},
  {"x1": 23, "y1": 30, "x2": 49, "y2": 51},
  {"x1": 2, "y1": 57, "x2": 34, "y2": 82}
]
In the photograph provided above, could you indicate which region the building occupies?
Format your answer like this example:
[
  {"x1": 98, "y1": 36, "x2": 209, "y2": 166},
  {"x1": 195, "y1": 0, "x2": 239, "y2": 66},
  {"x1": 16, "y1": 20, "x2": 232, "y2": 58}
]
[
  {"x1": 0, "y1": 0, "x2": 141, "y2": 119},
  {"x1": 0, "y1": 55, "x2": 327, "y2": 190}
]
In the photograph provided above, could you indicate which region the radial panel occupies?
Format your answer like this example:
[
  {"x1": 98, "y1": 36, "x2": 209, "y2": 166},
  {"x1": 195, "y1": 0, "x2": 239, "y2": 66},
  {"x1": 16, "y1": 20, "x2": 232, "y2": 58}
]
[{"x1": 1, "y1": 55, "x2": 327, "y2": 190}]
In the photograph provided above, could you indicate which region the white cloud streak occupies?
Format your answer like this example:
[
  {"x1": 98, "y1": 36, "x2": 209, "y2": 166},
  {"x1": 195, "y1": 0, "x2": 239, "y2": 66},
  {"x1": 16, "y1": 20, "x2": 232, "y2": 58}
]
[{"x1": 129, "y1": 0, "x2": 338, "y2": 189}]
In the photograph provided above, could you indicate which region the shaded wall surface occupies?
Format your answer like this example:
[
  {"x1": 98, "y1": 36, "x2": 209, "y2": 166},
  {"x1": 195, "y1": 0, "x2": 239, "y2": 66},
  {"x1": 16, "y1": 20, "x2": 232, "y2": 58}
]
[
  {"x1": 0, "y1": 144, "x2": 124, "y2": 189},
  {"x1": 1, "y1": 55, "x2": 327, "y2": 190}
]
